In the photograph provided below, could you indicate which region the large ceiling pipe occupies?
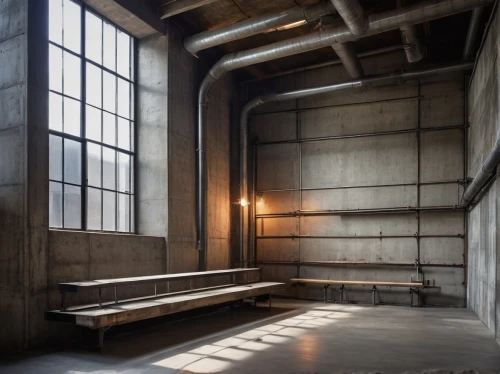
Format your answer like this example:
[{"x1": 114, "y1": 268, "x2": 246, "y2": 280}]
[
  {"x1": 329, "y1": 0, "x2": 367, "y2": 77},
  {"x1": 463, "y1": 7, "x2": 485, "y2": 59},
  {"x1": 330, "y1": 0, "x2": 368, "y2": 35},
  {"x1": 196, "y1": 0, "x2": 491, "y2": 268},
  {"x1": 245, "y1": 45, "x2": 404, "y2": 82},
  {"x1": 460, "y1": 138, "x2": 500, "y2": 206},
  {"x1": 184, "y1": 1, "x2": 335, "y2": 55},
  {"x1": 332, "y1": 42, "x2": 364, "y2": 78},
  {"x1": 240, "y1": 61, "x2": 473, "y2": 264},
  {"x1": 400, "y1": 25, "x2": 425, "y2": 62}
]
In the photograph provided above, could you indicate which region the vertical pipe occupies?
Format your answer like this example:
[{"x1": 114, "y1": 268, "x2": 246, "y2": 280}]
[
  {"x1": 463, "y1": 7, "x2": 485, "y2": 59},
  {"x1": 417, "y1": 81, "x2": 421, "y2": 265},
  {"x1": 198, "y1": 102, "x2": 208, "y2": 271},
  {"x1": 251, "y1": 144, "x2": 258, "y2": 267},
  {"x1": 463, "y1": 73, "x2": 469, "y2": 306}
]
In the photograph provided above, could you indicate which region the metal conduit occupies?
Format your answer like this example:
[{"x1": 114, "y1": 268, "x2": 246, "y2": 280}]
[
  {"x1": 400, "y1": 25, "x2": 425, "y2": 62},
  {"x1": 245, "y1": 45, "x2": 403, "y2": 82},
  {"x1": 330, "y1": 0, "x2": 368, "y2": 36},
  {"x1": 184, "y1": 1, "x2": 335, "y2": 54},
  {"x1": 332, "y1": 42, "x2": 364, "y2": 78},
  {"x1": 240, "y1": 61, "x2": 473, "y2": 263},
  {"x1": 196, "y1": 0, "x2": 491, "y2": 268},
  {"x1": 463, "y1": 7, "x2": 485, "y2": 59},
  {"x1": 461, "y1": 137, "x2": 500, "y2": 206}
]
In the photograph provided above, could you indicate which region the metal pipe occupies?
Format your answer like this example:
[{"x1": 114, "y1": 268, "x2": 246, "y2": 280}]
[
  {"x1": 242, "y1": 61, "x2": 472, "y2": 220},
  {"x1": 256, "y1": 206, "x2": 465, "y2": 218},
  {"x1": 184, "y1": 1, "x2": 335, "y2": 54},
  {"x1": 257, "y1": 260, "x2": 465, "y2": 268},
  {"x1": 461, "y1": 137, "x2": 500, "y2": 206},
  {"x1": 196, "y1": 0, "x2": 490, "y2": 259},
  {"x1": 256, "y1": 179, "x2": 467, "y2": 193},
  {"x1": 245, "y1": 45, "x2": 403, "y2": 82},
  {"x1": 463, "y1": 7, "x2": 485, "y2": 59},
  {"x1": 332, "y1": 42, "x2": 364, "y2": 78},
  {"x1": 256, "y1": 235, "x2": 464, "y2": 239},
  {"x1": 400, "y1": 25, "x2": 425, "y2": 62},
  {"x1": 330, "y1": 0, "x2": 368, "y2": 36},
  {"x1": 258, "y1": 125, "x2": 468, "y2": 146}
]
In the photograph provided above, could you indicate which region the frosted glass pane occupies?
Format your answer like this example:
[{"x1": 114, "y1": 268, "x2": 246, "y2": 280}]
[
  {"x1": 117, "y1": 31, "x2": 130, "y2": 79},
  {"x1": 64, "y1": 184, "x2": 81, "y2": 229},
  {"x1": 85, "y1": 11, "x2": 102, "y2": 64},
  {"x1": 117, "y1": 78, "x2": 130, "y2": 119},
  {"x1": 87, "y1": 187, "x2": 102, "y2": 230},
  {"x1": 49, "y1": 135, "x2": 63, "y2": 181},
  {"x1": 49, "y1": 0, "x2": 63, "y2": 44},
  {"x1": 63, "y1": 52, "x2": 81, "y2": 99},
  {"x1": 49, "y1": 182, "x2": 63, "y2": 228},
  {"x1": 87, "y1": 143, "x2": 101, "y2": 188},
  {"x1": 117, "y1": 118, "x2": 130, "y2": 150},
  {"x1": 103, "y1": 112, "x2": 116, "y2": 146},
  {"x1": 103, "y1": 22, "x2": 116, "y2": 71},
  {"x1": 49, "y1": 93, "x2": 63, "y2": 131},
  {"x1": 64, "y1": 138, "x2": 81, "y2": 184},
  {"x1": 63, "y1": 0, "x2": 81, "y2": 53},
  {"x1": 103, "y1": 191, "x2": 116, "y2": 231},
  {"x1": 49, "y1": 45, "x2": 62, "y2": 92},
  {"x1": 85, "y1": 106, "x2": 101, "y2": 141},
  {"x1": 117, "y1": 152, "x2": 130, "y2": 193},
  {"x1": 118, "y1": 193, "x2": 130, "y2": 232},
  {"x1": 131, "y1": 123, "x2": 135, "y2": 152},
  {"x1": 86, "y1": 63, "x2": 101, "y2": 108},
  {"x1": 63, "y1": 97, "x2": 81, "y2": 136},
  {"x1": 102, "y1": 147, "x2": 116, "y2": 190},
  {"x1": 103, "y1": 71, "x2": 116, "y2": 113}
]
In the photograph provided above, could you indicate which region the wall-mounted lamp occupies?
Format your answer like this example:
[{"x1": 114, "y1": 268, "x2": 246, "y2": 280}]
[
  {"x1": 240, "y1": 198, "x2": 248, "y2": 207},
  {"x1": 256, "y1": 192, "x2": 264, "y2": 206}
]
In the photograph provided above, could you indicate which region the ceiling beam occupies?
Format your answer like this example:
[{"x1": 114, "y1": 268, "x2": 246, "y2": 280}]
[
  {"x1": 84, "y1": 0, "x2": 165, "y2": 38},
  {"x1": 160, "y1": 0, "x2": 220, "y2": 19}
]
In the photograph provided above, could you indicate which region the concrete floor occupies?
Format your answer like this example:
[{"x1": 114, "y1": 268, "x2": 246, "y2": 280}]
[{"x1": 1, "y1": 300, "x2": 500, "y2": 373}]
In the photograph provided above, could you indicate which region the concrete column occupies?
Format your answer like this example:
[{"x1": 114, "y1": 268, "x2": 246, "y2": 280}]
[{"x1": 0, "y1": 0, "x2": 49, "y2": 351}]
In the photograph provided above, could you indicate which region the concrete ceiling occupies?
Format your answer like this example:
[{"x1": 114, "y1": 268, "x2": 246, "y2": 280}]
[{"x1": 149, "y1": 0, "x2": 490, "y2": 80}]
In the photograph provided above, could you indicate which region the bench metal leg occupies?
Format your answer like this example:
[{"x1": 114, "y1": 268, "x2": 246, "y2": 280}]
[
  {"x1": 114, "y1": 287, "x2": 118, "y2": 304},
  {"x1": 372, "y1": 286, "x2": 377, "y2": 306},
  {"x1": 268, "y1": 293, "x2": 272, "y2": 311},
  {"x1": 409, "y1": 288, "x2": 413, "y2": 307},
  {"x1": 340, "y1": 285, "x2": 344, "y2": 303},
  {"x1": 323, "y1": 284, "x2": 330, "y2": 303},
  {"x1": 98, "y1": 288, "x2": 102, "y2": 308},
  {"x1": 60, "y1": 291, "x2": 66, "y2": 312},
  {"x1": 98, "y1": 328, "x2": 105, "y2": 351}
]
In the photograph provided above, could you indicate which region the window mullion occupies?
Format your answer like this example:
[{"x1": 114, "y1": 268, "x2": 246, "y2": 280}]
[{"x1": 81, "y1": 3, "x2": 87, "y2": 230}]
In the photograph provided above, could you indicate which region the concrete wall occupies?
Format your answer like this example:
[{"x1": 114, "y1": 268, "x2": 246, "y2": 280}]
[
  {"x1": 0, "y1": 5, "x2": 234, "y2": 350},
  {"x1": 246, "y1": 50, "x2": 467, "y2": 306},
  {"x1": 467, "y1": 5, "x2": 500, "y2": 343},
  {"x1": 137, "y1": 20, "x2": 233, "y2": 277}
]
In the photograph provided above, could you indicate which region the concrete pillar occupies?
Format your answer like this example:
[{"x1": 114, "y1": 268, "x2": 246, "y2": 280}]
[{"x1": 0, "y1": 0, "x2": 49, "y2": 351}]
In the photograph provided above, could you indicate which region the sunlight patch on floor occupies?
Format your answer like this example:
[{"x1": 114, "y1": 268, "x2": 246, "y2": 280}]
[{"x1": 152, "y1": 307, "x2": 353, "y2": 373}]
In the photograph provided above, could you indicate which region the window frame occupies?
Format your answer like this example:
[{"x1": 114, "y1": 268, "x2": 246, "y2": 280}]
[{"x1": 48, "y1": 0, "x2": 137, "y2": 233}]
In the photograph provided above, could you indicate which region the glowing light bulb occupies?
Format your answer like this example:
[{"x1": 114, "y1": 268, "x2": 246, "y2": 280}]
[{"x1": 240, "y1": 198, "x2": 248, "y2": 207}]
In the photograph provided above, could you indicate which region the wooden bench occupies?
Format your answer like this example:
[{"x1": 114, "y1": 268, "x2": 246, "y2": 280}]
[
  {"x1": 290, "y1": 278, "x2": 424, "y2": 306},
  {"x1": 46, "y1": 268, "x2": 284, "y2": 349}
]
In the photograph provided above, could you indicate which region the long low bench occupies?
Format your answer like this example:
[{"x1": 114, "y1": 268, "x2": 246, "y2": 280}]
[
  {"x1": 46, "y1": 268, "x2": 284, "y2": 349},
  {"x1": 290, "y1": 278, "x2": 424, "y2": 306}
]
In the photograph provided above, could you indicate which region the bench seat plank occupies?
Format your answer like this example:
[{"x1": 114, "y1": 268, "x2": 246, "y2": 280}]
[
  {"x1": 46, "y1": 282, "x2": 284, "y2": 329},
  {"x1": 290, "y1": 278, "x2": 423, "y2": 287},
  {"x1": 59, "y1": 268, "x2": 260, "y2": 292}
]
